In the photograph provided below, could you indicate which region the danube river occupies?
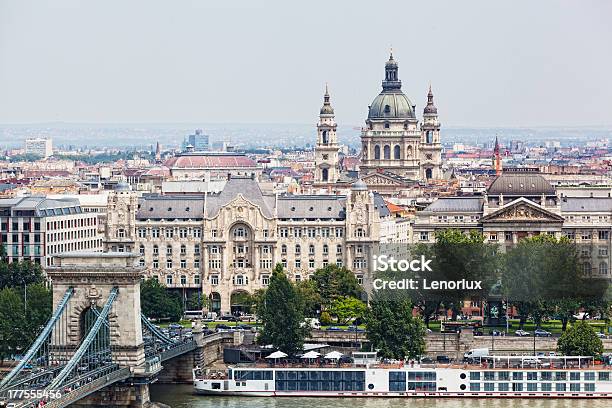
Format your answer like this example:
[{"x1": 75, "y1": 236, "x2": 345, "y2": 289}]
[{"x1": 150, "y1": 384, "x2": 611, "y2": 408}]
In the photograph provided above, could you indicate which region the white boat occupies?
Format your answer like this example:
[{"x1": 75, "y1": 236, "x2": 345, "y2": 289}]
[{"x1": 194, "y1": 355, "x2": 612, "y2": 398}]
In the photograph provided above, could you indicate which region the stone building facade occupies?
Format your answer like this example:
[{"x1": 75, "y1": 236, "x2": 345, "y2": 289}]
[
  {"x1": 413, "y1": 171, "x2": 612, "y2": 278},
  {"x1": 104, "y1": 177, "x2": 381, "y2": 314}
]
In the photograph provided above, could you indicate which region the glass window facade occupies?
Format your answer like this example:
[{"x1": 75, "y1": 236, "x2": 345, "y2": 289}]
[
  {"x1": 275, "y1": 370, "x2": 365, "y2": 392},
  {"x1": 234, "y1": 370, "x2": 273, "y2": 381}
]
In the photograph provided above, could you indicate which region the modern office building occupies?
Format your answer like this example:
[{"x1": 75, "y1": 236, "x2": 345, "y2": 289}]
[{"x1": 0, "y1": 197, "x2": 103, "y2": 267}]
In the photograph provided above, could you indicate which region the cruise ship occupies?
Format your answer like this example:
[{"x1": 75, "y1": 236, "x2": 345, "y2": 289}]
[{"x1": 194, "y1": 354, "x2": 612, "y2": 398}]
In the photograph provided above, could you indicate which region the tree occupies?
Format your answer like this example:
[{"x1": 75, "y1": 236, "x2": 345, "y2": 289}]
[
  {"x1": 365, "y1": 292, "x2": 426, "y2": 360},
  {"x1": 258, "y1": 264, "x2": 309, "y2": 355},
  {"x1": 330, "y1": 296, "x2": 366, "y2": 325},
  {"x1": 295, "y1": 280, "x2": 322, "y2": 317},
  {"x1": 503, "y1": 235, "x2": 608, "y2": 331},
  {"x1": 140, "y1": 279, "x2": 183, "y2": 321},
  {"x1": 0, "y1": 287, "x2": 25, "y2": 363},
  {"x1": 557, "y1": 321, "x2": 603, "y2": 357},
  {"x1": 0, "y1": 258, "x2": 44, "y2": 290},
  {"x1": 311, "y1": 264, "x2": 362, "y2": 310},
  {"x1": 22, "y1": 283, "x2": 52, "y2": 344},
  {"x1": 186, "y1": 292, "x2": 203, "y2": 311}
]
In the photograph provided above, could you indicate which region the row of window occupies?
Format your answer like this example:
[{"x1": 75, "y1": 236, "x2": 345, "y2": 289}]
[
  {"x1": 564, "y1": 230, "x2": 610, "y2": 240},
  {"x1": 152, "y1": 274, "x2": 201, "y2": 286},
  {"x1": 138, "y1": 228, "x2": 202, "y2": 239},
  {"x1": 470, "y1": 371, "x2": 601, "y2": 381},
  {"x1": 47, "y1": 228, "x2": 97, "y2": 242},
  {"x1": 142, "y1": 244, "x2": 201, "y2": 257},
  {"x1": 469, "y1": 382, "x2": 594, "y2": 392},
  {"x1": 279, "y1": 227, "x2": 344, "y2": 238}
]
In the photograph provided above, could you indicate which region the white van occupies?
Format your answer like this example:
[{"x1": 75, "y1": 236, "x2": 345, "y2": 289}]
[{"x1": 464, "y1": 348, "x2": 489, "y2": 360}]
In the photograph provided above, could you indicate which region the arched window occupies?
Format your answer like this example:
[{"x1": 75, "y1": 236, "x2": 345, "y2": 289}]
[
  {"x1": 394, "y1": 145, "x2": 401, "y2": 159},
  {"x1": 384, "y1": 122, "x2": 390, "y2": 129},
  {"x1": 322, "y1": 130, "x2": 328, "y2": 144},
  {"x1": 383, "y1": 145, "x2": 391, "y2": 160},
  {"x1": 426, "y1": 168, "x2": 433, "y2": 179},
  {"x1": 374, "y1": 145, "x2": 381, "y2": 159},
  {"x1": 295, "y1": 244, "x2": 301, "y2": 255},
  {"x1": 309, "y1": 244, "x2": 315, "y2": 255},
  {"x1": 583, "y1": 262, "x2": 592, "y2": 274},
  {"x1": 426, "y1": 131, "x2": 433, "y2": 144},
  {"x1": 233, "y1": 226, "x2": 247, "y2": 238},
  {"x1": 281, "y1": 244, "x2": 287, "y2": 255},
  {"x1": 166, "y1": 245, "x2": 172, "y2": 255},
  {"x1": 406, "y1": 145, "x2": 413, "y2": 157},
  {"x1": 153, "y1": 245, "x2": 159, "y2": 255},
  {"x1": 322, "y1": 168, "x2": 328, "y2": 181},
  {"x1": 180, "y1": 244, "x2": 186, "y2": 255},
  {"x1": 139, "y1": 244, "x2": 144, "y2": 256},
  {"x1": 166, "y1": 275, "x2": 173, "y2": 285}
]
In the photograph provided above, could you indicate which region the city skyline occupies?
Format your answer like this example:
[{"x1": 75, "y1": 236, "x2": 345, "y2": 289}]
[{"x1": 1, "y1": 0, "x2": 611, "y2": 127}]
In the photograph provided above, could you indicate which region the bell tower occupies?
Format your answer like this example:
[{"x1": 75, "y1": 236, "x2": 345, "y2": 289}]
[
  {"x1": 420, "y1": 85, "x2": 442, "y2": 180},
  {"x1": 314, "y1": 84, "x2": 340, "y2": 185}
]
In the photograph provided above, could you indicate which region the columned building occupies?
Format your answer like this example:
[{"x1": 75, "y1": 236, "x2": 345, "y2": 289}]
[
  {"x1": 360, "y1": 52, "x2": 442, "y2": 188},
  {"x1": 413, "y1": 171, "x2": 611, "y2": 279},
  {"x1": 313, "y1": 85, "x2": 340, "y2": 186}
]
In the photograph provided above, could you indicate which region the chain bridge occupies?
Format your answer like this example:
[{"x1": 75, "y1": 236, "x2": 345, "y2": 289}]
[{"x1": 0, "y1": 252, "x2": 236, "y2": 408}]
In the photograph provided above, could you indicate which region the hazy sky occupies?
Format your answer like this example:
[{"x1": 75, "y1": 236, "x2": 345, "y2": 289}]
[{"x1": 1, "y1": 0, "x2": 611, "y2": 127}]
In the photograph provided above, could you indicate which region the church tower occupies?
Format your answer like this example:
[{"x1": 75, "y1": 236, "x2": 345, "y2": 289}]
[
  {"x1": 314, "y1": 85, "x2": 340, "y2": 185},
  {"x1": 360, "y1": 52, "x2": 421, "y2": 179},
  {"x1": 420, "y1": 85, "x2": 442, "y2": 180}
]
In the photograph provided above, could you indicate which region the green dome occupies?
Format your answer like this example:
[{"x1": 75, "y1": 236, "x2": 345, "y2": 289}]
[
  {"x1": 368, "y1": 92, "x2": 415, "y2": 120},
  {"x1": 367, "y1": 52, "x2": 415, "y2": 120}
]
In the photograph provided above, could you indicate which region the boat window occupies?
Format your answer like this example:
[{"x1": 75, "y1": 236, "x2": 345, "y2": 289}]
[
  {"x1": 212, "y1": 383, "x2": 221, "y2": 390},
  {"x1": 597, "y1": 372, "x2": 609, "y2": 381}
]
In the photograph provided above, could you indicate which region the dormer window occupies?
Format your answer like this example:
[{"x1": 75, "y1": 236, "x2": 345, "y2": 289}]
[
  {"x1": 167, "y1": 207, "x2": 172, "y2": 211},
  {"x1": 384, "y1": 122, "x2": 390, "y2": 129},
  {"x1": 384, "y1": 105, "x2": 391, "y2": 113}
]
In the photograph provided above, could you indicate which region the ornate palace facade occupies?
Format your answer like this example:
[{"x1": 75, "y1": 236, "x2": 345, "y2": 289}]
[{"x1": 104, "y1": 177, "x2": 381, "y2": 314}]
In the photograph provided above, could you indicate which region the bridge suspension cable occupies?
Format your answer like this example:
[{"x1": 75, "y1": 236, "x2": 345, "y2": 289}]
[
  {"x1": 47, "y1": 287, "x2": 119, "y2": 390},
  {"x1": 0, "y1": 287, "x2": 74, "y2": 391}
]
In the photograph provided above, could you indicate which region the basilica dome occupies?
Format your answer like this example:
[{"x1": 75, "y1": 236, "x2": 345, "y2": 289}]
[
  {"x1": 368, "y1": 92, "x2": 415, "y2": 120},
  {"x1": 367, "y1": 53, "x2": 416, "y2": 120}
]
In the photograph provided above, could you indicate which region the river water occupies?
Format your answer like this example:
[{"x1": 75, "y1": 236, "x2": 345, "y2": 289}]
[{"x1": 150, "y1": 384, "x2": 611, "y2": 408}]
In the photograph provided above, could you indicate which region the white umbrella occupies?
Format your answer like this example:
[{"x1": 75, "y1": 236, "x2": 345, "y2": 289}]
[
  {"x1": 324, "y1": 351, "x2": 344, "y2": 360},
  {"x1": 266, "y1": 351, "x2": 288, "y2": 359},
  {"x1": 301, "y1": 351, "x2": 321, "y2": 359}
]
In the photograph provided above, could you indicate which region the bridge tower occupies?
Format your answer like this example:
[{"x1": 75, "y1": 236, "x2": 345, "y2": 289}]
[{"x1": 48, "y1": 252, "x2": 151, "y2": 407}]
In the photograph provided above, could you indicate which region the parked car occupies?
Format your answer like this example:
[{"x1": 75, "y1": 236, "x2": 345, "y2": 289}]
[
  {"x1": 347, "y1": 326, "x2": 365, "y2": 332},
  {"x1": 420, "y1": 357, "x2": 435, "y2": 364},
  {"x1": 515, "y1": 329, "x2": 530, "y2": 337},
  {"x1": 596, "y1": 332, "x2": 607, "y2": 339},
  {"x1": 325, "y1": 326, "x2": 343, "y2": 331},
  {"x1": 436, "y1": 355, "x2": 451, "y2": 364},
  {"x1": 534, "y1": 328, "x2": 552, "y2": 337},
  {"x1": 215, "y1": 324, "x2": 232, "y2": 332},
  {"x1": 168, "y1": 323, "x2": 183, "y2": 330},
  {"x1": 473, "y1": 330, "x2": 484, "y2": 336}
]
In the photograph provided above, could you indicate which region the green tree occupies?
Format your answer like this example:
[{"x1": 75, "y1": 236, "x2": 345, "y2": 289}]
[
  {"x1": 365, "y1": 293, "x2": 426, "y2": 360},
  {"x1": 330, "y1": 296, "x2": 366, "y2": 325},
  {"x1": 431, "y1": 229, "x2": 499, "y2": 319},
  {"x1": 22, "y1": 283, "x2": 52, "y2": 344},
  {"x1": 0, "y1": 259, "x2": 44, "y2": 290},
  {"x1": 186, "y1": 292, "x2": 203, "y2": 311},
  {"x1": 311, "y1": 264, "x2": 362, "y2": 310},
  {"x1": 0, "y1": 287, "x2": 25, "y2": 363},
  {"x1": 557, "y1": 321, "x2": 603, "y2": 357},
  {"x1": 295, "y1": 279, "x2": 322, "y2": 317},
  {"x1": 140, "y1": 279, "x2": 183, "y2": 321},
  {"x1": 258, "y1": 264, "x2": 309, "y2": 355}
]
